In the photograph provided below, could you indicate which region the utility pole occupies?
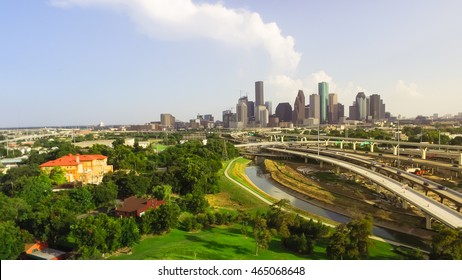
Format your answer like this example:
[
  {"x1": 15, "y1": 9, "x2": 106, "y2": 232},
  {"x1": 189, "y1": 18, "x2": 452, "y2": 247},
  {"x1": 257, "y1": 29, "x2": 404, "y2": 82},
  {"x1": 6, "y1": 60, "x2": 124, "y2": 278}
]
[
  {"x1": 317, "y1": 122, "x2": 320, "y2": 156},
  {"x1": 438, "y1": 129, "x2": 441, "y2": 149},
  {"x1": 397, "y1": 118, "x2": 400, "y2": 169}
]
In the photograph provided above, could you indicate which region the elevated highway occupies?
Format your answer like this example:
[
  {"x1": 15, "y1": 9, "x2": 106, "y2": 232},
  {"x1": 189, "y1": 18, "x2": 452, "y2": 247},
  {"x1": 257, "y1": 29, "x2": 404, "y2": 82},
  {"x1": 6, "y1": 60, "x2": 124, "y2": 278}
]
[
  {"x1": 263, "y1": 147, "x2": 462, "y2": 229},
  {"x1": 300, "y1": 148, "x2": 462, "y2": 211},
  {"x1": 262, "y1": 133, "x2": 462, "y2": 164},
  {"x1": 0, "y1": 133, "x2": 65, "y2": 144}
]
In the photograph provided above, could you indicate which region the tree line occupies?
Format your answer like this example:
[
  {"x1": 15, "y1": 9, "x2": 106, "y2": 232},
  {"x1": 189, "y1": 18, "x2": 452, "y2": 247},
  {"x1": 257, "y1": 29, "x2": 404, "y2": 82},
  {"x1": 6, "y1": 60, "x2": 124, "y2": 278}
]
[{"x1": 0, "y1": 134, "x2": 238, "y2": 259}]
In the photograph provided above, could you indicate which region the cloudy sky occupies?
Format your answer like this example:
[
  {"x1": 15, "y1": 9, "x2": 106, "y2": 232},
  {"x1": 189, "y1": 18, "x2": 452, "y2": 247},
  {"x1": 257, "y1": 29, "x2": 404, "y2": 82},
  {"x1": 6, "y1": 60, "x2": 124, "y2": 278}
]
[{"x1": 1, "y1": 0, "x2": 461, "y2": 127}]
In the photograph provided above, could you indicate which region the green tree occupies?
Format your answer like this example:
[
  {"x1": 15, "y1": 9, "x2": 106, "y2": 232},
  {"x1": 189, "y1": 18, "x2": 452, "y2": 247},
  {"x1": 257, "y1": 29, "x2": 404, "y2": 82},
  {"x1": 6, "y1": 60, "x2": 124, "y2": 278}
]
[
  {"x1": 17, "y1": 173, "x2": 53, "y2": 206},
  {"x1": 252, "y1": 215, "x2": 272, "y2": 256},
  {"x1": 0, "y1": 193, "x2": 30, "y2": 223},
  {"x1": 70, "y1": 186, "x2": 94, "y2": 213},
  {"x1": 0, "y1": 164, "x2": 41, "y2": 196},
  {"x1": 450, "y1": 136, "x2": 462, "y2": 146},
  {"x1": 326, "y1": 224, "x2": 348, "y2": 260},
  {"x1": 0, "y1": 221, "x2": 25, "y2": 260},
  {"x1": 347, "y1": 215, "x2": 373, "y2": 259},
  {"x1": 116, "y1": 172, "x2": 150, "y2": 198},
  {"x1": 48, "y1": 167, "x2": 67, "y2": 186},
  {"x1": 327, "y1": 216, "x2": 373, "y2": 260},
  {"x1": 239, "y1": 211, "x2": 251, "y2": 239},
  {"x1": 71, "y1": 214, "x2": 122, "y2": 256},
  {"x1": 92, "y1": 181, "x2": 118, "y2": 207},
  {"x1": 430, "y1": 227, "x2": 462, "y2": 259},
  {"x1": 141, "y1": 203, "x2": 181, "y2": 234},
  {"x1": 120, "y1": 217, "x2": 140, "y2": 247},
  {"x1": 179, "y1": 193, "x2": 209, "y2": 214},
  {"x1": 266, "y1": 199, "x2": 290, "y2": 230},
  {"x1": 152, "y1": 184, "x2": 172, "y2": 202}
]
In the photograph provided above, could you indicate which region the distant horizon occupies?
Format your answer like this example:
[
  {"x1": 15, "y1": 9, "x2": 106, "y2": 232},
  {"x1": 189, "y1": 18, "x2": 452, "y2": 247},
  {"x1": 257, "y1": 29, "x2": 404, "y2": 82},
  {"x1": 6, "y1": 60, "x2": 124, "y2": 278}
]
[{"x1": 2, "y1": 112, "x2": 462, "y2": 130}]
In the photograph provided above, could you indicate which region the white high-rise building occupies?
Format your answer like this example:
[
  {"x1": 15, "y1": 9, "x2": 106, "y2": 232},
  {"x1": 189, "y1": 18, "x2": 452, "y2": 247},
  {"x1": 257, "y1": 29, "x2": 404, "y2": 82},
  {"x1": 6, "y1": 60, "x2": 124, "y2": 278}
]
[
  {"x1": 257, "y1": 105, "x2": 269, "y2": 128},
  {"x1": 236, "y1": 98, "x2": 248, "y2": 128}
]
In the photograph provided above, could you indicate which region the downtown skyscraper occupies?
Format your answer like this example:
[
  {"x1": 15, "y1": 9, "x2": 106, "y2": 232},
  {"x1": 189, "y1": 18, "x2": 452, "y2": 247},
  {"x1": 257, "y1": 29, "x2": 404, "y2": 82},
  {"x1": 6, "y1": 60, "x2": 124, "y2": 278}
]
[
  {"x1": 318, "y1": 82, "x2": 329, "y2": 124},
  {"x1": 255, "y1": 81, "x2": 265, "y2": 124},
  {"x1": 328, "y1": 93, "x2": 339, "y2": 124},
  {"x1": 255, "y1": 81, "x2": 264, "y2": 108},
  {"x1": 293, "y1": 90, "x2": 305, "y2": 126}
]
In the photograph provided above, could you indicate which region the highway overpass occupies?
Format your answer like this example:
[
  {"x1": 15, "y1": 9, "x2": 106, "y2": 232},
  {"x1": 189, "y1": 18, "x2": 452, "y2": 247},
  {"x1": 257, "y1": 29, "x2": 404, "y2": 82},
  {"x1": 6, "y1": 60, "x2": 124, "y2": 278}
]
[
  {"x1": 262, "y1": 147, "x2": 462, "y2": 229},
  {"x1": 261, "y1": 133, "x2": 462, "y2": 163},
  {"x1": 289, "y1": 147, "x2": 462, "y2": 211}
]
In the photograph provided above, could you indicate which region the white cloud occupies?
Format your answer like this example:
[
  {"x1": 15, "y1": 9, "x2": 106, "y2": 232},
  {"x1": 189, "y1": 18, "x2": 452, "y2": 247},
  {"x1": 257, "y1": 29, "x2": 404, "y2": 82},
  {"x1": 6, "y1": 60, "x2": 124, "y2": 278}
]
[
  {"x1": 50, "y1": 0, "x2": 301, "y2": 73},
  {"x1": 396, "y1": 80, "x2": 421, "y2": 97}
]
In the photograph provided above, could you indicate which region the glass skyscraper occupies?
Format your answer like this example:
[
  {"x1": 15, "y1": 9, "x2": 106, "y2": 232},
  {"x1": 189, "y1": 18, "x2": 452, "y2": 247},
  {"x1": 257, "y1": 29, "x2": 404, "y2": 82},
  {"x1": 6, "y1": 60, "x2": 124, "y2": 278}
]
[{"x1": 318, "y1": 82, "x2": 329, "y2": 124}]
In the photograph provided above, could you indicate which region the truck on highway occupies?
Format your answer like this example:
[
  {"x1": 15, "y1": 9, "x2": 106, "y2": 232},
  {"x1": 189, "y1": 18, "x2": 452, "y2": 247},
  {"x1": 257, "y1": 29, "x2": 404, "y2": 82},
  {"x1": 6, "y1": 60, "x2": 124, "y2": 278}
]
[{"x1": 406, "y1": 167, "x2": 424, "y2": 175}]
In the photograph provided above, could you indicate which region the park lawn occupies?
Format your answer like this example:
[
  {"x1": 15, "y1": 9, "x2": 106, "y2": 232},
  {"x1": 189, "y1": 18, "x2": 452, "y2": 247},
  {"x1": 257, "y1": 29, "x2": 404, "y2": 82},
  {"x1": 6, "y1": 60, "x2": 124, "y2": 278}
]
[
  {"x1": 108, "y1": 224, "x2": 401, "y2": 260},
  {"x1": 109, "y1": 225, "x2": 307, "y2": 260},
  {"x1": 369, "y1": 241, "x2": 402, "y2": 260},
  {"x1": 153, "y1": 143, "x2": 168, "y2": 152}
]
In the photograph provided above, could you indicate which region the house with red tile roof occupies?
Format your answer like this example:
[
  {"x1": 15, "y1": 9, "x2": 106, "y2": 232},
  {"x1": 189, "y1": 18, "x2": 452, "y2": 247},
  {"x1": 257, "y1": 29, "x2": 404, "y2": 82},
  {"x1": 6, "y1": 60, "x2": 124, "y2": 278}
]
[
  {"x1": 40, "y1": 154, "x2": 113, "y2": 185},
  {"x1": 115, "y1": 196, "x2": 165, "y2": 218}
]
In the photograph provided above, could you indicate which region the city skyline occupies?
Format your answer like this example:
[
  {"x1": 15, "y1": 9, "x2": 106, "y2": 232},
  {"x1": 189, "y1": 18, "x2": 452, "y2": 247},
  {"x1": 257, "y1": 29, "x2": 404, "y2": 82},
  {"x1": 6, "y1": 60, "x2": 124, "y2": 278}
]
[{"x1": 1, "y1": 1, "x2": 462, "y2": 127}]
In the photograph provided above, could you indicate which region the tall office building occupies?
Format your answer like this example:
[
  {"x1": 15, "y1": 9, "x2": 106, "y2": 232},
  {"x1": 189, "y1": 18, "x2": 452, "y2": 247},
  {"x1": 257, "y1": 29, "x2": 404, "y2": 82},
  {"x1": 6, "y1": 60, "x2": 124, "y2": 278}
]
[
  {"x1": 305, "y1": 105, "x2": 311, "y2": 120},
  {"x1": 369, "y1": 94, "x2": 381, "y2": 120},
  {"x1": 355, "y1": 92, "x2": 367, "y2": 121},
  {"x1": 318, "y1": 82, "x2": 329, "y2": 123},
  {"x1": 255, "y1": 81, "x2": 264, "y2": 106},
  {"x1": 349, "y1": 103, "x2": 358, "y2": 120},
  {"x1": 265, "y1": 101, "x2": 273, "y2": 116},
  {"x1": 236, "y1": 97, "x2": 248, "y2": 128},
  {"x1": 309, "y1": 94, "x2": 320, "y2": 121},
  {"x1": 160, "y1": 113, "x2": 175, "y2": 128},
  {"x1": 268, "y1": 115, "x2": 279, "y2": 127},
  {"x1": 380, "y1": 101, "x2": 386, "y2": 119},
  {"x1": 222, "y1": 110, "x2": 235, "y2": 128},
  {"x1": 247, "y1": 100, "x2": 255, "y2": 122},
  {"x1": 204, "y1": 114, "x2": 214, "y2": 122},
  {"x1": 255, "y1": 81, "x2": 264, "y2": 122},
  {"x1": 275, "y1": 102, "x2": 293, "y2": 123},
  {"x1": 293, "y1": 90, "x2": 305, "y2": 126},
  {"x1": 257, "y1": 105, "x2": 269, "y2": 128},
  {"x1": 337, "y1": 103, "x2": 345, "y2": 122},
  {"x1": 328, "y1": 93, "x2": 339, "y2": 124},
  {"x1": 366, "y1": 97, "x2": 371, "y2": 120}
]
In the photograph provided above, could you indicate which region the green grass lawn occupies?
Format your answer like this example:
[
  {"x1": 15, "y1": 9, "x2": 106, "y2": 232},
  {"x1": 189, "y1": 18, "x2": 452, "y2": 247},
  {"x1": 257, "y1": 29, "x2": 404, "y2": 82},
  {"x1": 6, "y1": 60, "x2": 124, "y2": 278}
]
[
  {"x1": 109, "y1": 225, "x2": 306, "y2": 260},
  {"x1": 152, "y1": 143, "x2": 168, "y2": 152},
  {"x1": 108, "y1": 224, "x2": 401, "y2": 260}
]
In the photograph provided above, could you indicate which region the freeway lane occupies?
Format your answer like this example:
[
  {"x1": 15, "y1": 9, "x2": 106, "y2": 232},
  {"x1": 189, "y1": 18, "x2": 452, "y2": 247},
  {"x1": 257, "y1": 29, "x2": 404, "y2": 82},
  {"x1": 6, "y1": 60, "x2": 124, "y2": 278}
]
[
  {"x1": 265, "y1": 147, "x2": 462, "y2": 229},
  {"x1": 318, "y1": 149, "x2": 462, "y2": 208}
]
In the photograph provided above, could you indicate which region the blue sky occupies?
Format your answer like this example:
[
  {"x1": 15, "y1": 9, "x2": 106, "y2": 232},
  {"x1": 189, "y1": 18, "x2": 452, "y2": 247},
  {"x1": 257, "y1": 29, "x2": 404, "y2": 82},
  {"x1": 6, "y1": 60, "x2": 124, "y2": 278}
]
[{"x1": 1, "y1": 0, "x2": 461, "y2": 127}]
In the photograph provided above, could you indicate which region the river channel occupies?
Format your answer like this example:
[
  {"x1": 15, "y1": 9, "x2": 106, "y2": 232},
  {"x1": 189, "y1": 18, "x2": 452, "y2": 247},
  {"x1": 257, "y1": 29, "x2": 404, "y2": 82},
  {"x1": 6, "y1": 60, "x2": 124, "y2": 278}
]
[{"x1": 245, "y1": 165, "x2": 429, "y2": 250}]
